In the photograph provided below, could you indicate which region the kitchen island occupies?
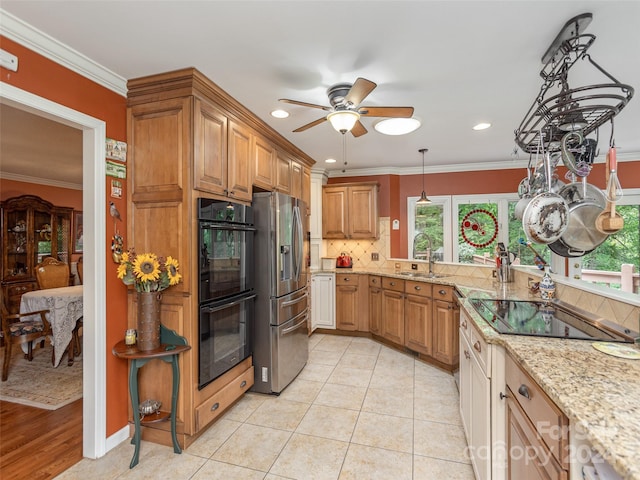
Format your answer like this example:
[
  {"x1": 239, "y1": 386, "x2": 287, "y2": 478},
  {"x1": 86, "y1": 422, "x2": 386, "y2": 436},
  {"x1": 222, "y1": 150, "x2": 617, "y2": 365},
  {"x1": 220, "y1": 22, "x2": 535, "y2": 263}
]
[{"x1": 311, "y1": 266, "x2": 640, "y2": 479}]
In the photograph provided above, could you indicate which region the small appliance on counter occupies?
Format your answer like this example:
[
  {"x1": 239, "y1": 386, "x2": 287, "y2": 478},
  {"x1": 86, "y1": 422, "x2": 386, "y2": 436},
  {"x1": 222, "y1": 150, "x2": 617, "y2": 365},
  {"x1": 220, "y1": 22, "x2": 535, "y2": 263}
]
[{"x1": 336, "y1": 252, "x2": 353, "y2": 268}]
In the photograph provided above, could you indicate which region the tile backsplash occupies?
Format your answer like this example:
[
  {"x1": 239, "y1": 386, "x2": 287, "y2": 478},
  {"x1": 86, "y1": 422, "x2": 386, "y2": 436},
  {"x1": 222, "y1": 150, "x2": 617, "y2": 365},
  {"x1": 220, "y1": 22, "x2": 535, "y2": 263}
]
[{"x1": 325, "y1": 217, "x2": 391, "y2": 269}]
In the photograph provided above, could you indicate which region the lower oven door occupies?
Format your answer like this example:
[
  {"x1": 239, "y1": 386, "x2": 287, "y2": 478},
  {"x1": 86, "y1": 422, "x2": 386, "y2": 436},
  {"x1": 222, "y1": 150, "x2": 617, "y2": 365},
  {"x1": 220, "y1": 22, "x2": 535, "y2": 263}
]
[
  {"x1": 198, "y1": 292, "x2": 255, "y2": 390},
  {"x1": 270, "y1": 308, "x2": 309, "y2": 393}
]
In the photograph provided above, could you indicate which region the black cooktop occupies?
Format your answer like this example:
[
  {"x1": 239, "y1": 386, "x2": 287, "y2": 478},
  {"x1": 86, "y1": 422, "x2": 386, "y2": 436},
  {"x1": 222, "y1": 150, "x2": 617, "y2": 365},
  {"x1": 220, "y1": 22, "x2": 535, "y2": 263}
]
[{"x1": 469, "y1": 298, "x2": 634, "y2": 343}]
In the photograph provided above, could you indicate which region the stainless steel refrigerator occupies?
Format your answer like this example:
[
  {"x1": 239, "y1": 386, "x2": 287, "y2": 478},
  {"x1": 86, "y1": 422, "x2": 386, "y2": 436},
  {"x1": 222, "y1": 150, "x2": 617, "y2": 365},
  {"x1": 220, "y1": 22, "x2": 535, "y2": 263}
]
[{"x1": 251, "y1": 192, "x2": 309, "y2": 394}]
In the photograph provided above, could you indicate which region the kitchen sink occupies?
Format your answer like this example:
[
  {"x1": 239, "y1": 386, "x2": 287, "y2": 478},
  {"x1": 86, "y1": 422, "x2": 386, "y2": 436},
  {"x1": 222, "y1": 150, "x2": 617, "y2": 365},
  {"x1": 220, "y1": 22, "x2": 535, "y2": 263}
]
[{"x1": 398, "y1": 272, "x2": 449, "y2": 279}]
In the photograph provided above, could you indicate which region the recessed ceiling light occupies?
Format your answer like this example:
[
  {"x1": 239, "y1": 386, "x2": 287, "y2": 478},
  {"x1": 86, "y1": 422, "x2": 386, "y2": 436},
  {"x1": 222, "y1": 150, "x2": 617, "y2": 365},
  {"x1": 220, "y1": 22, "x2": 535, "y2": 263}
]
[
  {"x1": 325, "y1": 158, "x2": 337, "y2": 163},
  {"x1": 374, "y1": 117, "x2": 421, "y2": 135},
  {"x1": 472, "y1": 122, "x2": 491, "y2": 130},
  {"x1": 271, "y1": 109, "x2": 289, "y2": 119}
]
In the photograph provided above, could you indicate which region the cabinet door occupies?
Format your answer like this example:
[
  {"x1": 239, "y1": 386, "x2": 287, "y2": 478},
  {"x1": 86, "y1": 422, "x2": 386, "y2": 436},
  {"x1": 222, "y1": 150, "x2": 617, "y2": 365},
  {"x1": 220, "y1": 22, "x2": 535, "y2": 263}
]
[
  {"x1": 194, "y1": 99, "x2": 228, "y2": 195},
  {"x1": 252, "y1": 134, "x2": 275, "y2": 190},
  {"x1": 322, "y1": 187, "x2": 348, "y2": 238},
  {"x1": 382, "y1": 289, "x2": 404, "y2": 344},
  {"x1": 227, "y1": 120, "x2": 253, "y2": 202},
  {"x1": 433, "y1": 300, "x2": 458, "y2": 366},
  {"x1": 302, "y1": 167, "x2": 311, "y2": 213},
  {"x1": 336, "y1": 285, "x2": 358, "y2": 331},
  {"x1": 275, "y1": 151, "x2": 291, "y2": 194},
  {"x1": 470, "y1": 351, "x2": 491, "y2": 480},
  {"x1": 459, "y1": 332, "x2": 472, "y2": 441},
  {"x1": 369, "y1": 287, "x2": 382, "y2": 334},
  {"x1": 349, "y1": 184, "x2": 378, "y2": 238},
  {"x1": 311, "y1": 274, "x2": 335, "y2": 330},
  {"x1": 290, "y1": 160, "x2": 303, "y2": 200},
  {"x1": 404, "y1": 293, "x2": 432, "y2": 355}
]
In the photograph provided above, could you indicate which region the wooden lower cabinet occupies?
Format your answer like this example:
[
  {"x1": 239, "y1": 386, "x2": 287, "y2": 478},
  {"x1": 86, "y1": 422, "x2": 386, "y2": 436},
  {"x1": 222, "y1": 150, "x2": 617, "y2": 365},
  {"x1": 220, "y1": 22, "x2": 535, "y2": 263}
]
[
  {"x1": 433, "y1": 299, "x2": 459, "y2": 366},
  {"x1": 369, "y1": 276, "x2": 382, "y2": 335},
  {"x1": 404, "y1": 293, "x2": 432, "y2": 355},
  {"x1": 382, "y1": 289, "x2": 405, "y2": 344},
  {"x1": 336, "y1": 283, "x2": 359, "y2": 331}
]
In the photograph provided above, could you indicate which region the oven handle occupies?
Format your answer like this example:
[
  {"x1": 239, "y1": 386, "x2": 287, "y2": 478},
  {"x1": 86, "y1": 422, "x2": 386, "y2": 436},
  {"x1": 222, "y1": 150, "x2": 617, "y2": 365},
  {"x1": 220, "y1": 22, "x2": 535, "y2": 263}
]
[
  {"x1": 281, "y1": 292, "x2": 308, "y2": 308},
  {"x1": 202, "y1": 294, "x2": 256, "y2": 314},
  {"x1": 282, "y1": 311, "x2": 308, "y2": 335},
  {"x1": 200, "y1": 221, "x2": 257, "y2": 232}
]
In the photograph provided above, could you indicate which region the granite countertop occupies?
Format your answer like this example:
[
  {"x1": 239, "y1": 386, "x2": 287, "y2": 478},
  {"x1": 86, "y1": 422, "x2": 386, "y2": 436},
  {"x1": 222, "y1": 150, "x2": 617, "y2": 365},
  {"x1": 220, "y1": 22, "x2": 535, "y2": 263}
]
[
  {"x1": 312, "y1": 268, "x2": 640, "y2": 479},
  {"x1": 458, "y1": 288, "x2": 640, "y2": 480}
]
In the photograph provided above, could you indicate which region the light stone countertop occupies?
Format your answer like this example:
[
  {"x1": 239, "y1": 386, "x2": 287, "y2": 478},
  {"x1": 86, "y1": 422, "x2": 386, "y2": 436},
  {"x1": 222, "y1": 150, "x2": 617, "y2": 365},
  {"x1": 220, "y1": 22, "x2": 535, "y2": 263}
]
[{"x1": 311, "y1": 268, "x2": 640, "y2": 480}]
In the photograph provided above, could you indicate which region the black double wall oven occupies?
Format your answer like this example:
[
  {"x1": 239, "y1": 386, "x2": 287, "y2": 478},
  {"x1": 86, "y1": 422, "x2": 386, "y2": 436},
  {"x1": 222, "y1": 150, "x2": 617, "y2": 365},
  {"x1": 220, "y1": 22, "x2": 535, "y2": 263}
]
[{"x1": 198, "y1": 198, "x2": 255, "y2": 390}]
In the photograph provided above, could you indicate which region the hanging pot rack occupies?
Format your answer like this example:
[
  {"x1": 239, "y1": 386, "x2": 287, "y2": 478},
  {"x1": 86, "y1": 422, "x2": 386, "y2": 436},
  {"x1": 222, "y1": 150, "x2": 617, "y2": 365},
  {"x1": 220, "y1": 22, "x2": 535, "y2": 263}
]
[{"x1": 515, "y1": 13, "x2": 634, "y2": 155}]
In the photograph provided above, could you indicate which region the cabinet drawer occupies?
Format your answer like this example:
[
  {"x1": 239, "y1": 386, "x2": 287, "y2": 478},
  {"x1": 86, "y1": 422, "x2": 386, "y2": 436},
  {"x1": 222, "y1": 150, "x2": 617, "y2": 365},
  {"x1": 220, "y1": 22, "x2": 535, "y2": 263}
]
[
  {"x1": 469, "y1": 322, "x2": 489, "y2": 376},
  {"x1": 195, "y1": 366, "x2": 254, "y2": 431},
  {"x1": 336, "y1": 274, "x2": 358, "y2": 286},
  {"x1": 369, "y1": 275, "x2": 382, "y2": 288},
  {"x1": 7, "y1": 282, "x2": 37, "y2": 297},
  {"x1": 432, "y1": 284, "x2": 454, "y2": 302},
  {"x1": 382, "y1": 277, "x2": 404, "y2": 292},
  {"x1": 404, "y1": 280, "x2": 431, "y2": 297},
  {"x1": 506, "y1": 355, "x2": 569, "y2": 468},
  {"x1": 459, "y1": 309, "x2": 472, "y2": 342}
]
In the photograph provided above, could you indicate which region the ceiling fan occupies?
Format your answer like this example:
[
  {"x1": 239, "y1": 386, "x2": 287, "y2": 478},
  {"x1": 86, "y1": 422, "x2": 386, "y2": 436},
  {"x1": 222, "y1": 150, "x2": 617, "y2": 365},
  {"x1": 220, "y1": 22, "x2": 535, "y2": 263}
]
[{"x1": 279, "y1": 77, "x2": 414, "y2": 137}]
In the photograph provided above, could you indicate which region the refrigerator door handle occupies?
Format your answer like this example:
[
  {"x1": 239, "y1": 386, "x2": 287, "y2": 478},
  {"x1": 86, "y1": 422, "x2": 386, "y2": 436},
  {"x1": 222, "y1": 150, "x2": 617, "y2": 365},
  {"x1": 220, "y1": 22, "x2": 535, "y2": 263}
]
[
  {"x1": 281, "y1": 292, "x2": 308, "y2": 308},
  {"x1": 203, "y1": 294, "x2": 256, "y2": 313},
  {"x1": 292, "y1": 205, "x2": 303, "y2": 281},
  {"x1": 281, "y1": 310, "x2": 308, "y2": 335}
]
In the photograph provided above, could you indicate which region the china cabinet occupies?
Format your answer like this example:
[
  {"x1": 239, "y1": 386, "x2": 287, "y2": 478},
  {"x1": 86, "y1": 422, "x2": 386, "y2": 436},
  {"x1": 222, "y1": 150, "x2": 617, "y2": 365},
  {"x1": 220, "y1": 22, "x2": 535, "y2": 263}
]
[{"x1": 1, "y1": 195, "x2": 72, "y2": 313}]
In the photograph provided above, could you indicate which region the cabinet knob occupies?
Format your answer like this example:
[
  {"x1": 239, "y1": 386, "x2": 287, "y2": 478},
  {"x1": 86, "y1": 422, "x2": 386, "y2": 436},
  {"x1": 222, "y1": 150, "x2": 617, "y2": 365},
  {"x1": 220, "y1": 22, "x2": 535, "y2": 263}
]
[
  {"x1": 240, "y1": 380, "x2": 247, "y2": 388},
  {"x1": 414, "y1": 286, "x2": 421, "y2": 291},
  {"x1": 390, "y1": 282, "x2": 395, "y2": 286},
  {"x1": 499, "y1": 392, "x2": 509, "y2": 400},
  {"x1": 211, "y1": 402, "x2": 220, "y2": 411},
  {"x1": 518, "y1": 384, "x2": 531, "y2": 400},
  {"x1": 438, "y1": 289, "x2": 446, "y2": 296},
  {"x1": 473, "y1": 341, "x2": 482, "y2": 353},
  {"x1": 344, "y1": 277, "x2": 350, "y2": 282},
  {"x1": 461, "y1": 320, "x2": 468, "y2": 329},
  {"x1": 464, "y1": 350, "x2": 471, "y2": 359}
]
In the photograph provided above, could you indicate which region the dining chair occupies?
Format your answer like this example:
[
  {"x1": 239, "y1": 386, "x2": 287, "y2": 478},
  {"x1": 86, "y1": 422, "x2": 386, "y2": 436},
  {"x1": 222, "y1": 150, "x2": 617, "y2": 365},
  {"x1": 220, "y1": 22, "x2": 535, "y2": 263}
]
[
  {"x1": 35, "y1": 257, "x2": 70, "y2": 289},
  {"x1": 76, "y1": 256, "x2": 83, "y2": 284},
  {"x1": 1, "y1": 289, "x2": 52, "y2": 381},
  {"x1": 35, "y1": 257, "x2": 81, "y2": 365}
]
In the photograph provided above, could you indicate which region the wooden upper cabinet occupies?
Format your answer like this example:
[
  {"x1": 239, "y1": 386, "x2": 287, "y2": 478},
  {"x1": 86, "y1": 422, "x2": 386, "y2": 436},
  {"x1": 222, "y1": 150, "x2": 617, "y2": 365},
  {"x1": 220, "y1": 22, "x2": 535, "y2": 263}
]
[
  {"x1": 227, "y1": 120, "x2": 253, "y2": 202},
  {"x1": 302, "y1": 166, "x2": 311, "y2": 211},
  {"x1": 322, "y1": 182, "x2": 379, "y2": 239},
  {"x1": 290, "y1": 160, "x2": 303, "y2": 200},
  {"x1": 275, "y1": 151, "x2": 291, "y2": 194},
  {"x1": 193, "y1": 99, "x2": 227, "y2": 195},
  {"x1": 252, "y1": 134, "x2": 276, "y2": 190}
]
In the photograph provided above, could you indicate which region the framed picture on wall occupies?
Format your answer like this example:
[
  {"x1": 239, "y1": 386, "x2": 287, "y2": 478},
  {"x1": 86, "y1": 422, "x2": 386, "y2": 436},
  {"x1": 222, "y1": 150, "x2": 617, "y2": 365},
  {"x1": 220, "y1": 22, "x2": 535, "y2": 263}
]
[{"x1": 73, "y1": 211, "x2": 83, "y2": 253}]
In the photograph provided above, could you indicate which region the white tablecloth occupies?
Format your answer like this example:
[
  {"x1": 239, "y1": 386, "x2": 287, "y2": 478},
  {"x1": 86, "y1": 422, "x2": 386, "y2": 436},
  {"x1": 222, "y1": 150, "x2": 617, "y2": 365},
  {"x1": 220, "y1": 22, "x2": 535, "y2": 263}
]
[{"x1": 20, "y1": 285, "x2": 83, "y2": 367}]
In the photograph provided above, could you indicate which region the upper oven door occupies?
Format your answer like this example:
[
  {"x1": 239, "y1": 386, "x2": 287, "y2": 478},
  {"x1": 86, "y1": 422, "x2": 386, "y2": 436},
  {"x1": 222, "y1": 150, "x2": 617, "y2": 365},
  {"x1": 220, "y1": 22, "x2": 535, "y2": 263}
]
[{"x1": 199, "y1": 221, "x2": 255, "y2": 303}]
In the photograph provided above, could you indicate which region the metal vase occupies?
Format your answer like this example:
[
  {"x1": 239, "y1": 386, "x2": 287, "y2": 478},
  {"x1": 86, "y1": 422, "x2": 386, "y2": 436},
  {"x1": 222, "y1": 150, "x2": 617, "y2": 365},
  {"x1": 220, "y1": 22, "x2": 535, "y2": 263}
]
[{"x1": 137, "y1": 292, "x2": 162, "y2": 351}]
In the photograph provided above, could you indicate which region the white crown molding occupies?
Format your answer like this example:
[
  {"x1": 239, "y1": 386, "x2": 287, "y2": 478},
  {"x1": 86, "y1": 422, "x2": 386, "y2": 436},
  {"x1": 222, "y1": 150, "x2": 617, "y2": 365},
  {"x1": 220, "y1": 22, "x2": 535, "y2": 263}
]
[
  {"x1": 0, "y1": 171, "x2": 83, "y2": 190},
  {"x1": 0, "y1": 9, "x2": 127, "y2": 96},
  {"x1": 327, "y1": 152, "x2": 640, "y2": 178}
]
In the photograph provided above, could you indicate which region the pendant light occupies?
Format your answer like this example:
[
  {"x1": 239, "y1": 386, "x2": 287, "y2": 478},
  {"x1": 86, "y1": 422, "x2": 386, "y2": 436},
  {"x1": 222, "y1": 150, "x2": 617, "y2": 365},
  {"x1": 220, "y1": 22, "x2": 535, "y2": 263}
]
[{"x1": 416, "y1": 148, "x2": 432, "y2": 205}]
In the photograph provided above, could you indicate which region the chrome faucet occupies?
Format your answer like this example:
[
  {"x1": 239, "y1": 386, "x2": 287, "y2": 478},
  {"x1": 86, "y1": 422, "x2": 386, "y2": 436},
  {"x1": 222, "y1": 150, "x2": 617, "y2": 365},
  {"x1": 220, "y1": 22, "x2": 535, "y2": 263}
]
[{"x1": 413, "y1": 232, "x2": 435, "y2": 275}]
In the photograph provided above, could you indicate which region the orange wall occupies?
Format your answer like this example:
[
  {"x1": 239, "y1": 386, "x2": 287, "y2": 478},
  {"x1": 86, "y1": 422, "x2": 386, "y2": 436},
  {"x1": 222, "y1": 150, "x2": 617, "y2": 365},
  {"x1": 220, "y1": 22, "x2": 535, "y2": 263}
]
[
  {"x1": 330, "y1": 159, "x2": 640, "y2": 258},
  {"x1": 1, "y1": 36, "x2": 129, "y2": 436}
]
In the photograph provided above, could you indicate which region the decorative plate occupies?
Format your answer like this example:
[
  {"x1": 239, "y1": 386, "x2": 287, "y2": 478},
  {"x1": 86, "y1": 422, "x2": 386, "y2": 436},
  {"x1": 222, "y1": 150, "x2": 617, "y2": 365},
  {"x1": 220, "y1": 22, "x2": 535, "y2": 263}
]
[{"x1": 592, "y1": 342, "x2": 640, "y2": 360}]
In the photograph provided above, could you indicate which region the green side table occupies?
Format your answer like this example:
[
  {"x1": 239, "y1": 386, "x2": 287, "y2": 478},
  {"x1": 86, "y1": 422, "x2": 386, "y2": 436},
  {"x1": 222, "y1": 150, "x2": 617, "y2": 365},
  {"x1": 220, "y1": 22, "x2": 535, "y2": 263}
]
[{"x1": 112, "y1": 324, "x2": 191, "y2": 468}]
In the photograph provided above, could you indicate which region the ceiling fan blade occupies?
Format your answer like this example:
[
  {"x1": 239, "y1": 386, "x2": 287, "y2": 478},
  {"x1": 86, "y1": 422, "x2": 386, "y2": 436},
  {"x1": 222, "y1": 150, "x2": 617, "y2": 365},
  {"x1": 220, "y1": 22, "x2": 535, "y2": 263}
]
[
  {"x1": 279, "y1": 98, "x2": 331, "y2": 111},
  {"x1": 345, "y1": 78, "x2": 377, "y2": 107},
  {"x1": 293, "y1": 117, "x2": 327, "y2": 132},
  {"x1": 351, "y1": 120, "x2": 368, "y2": 137},
  {"x1": 359, "y1": 106, "x2": 414, "y2": 118}
]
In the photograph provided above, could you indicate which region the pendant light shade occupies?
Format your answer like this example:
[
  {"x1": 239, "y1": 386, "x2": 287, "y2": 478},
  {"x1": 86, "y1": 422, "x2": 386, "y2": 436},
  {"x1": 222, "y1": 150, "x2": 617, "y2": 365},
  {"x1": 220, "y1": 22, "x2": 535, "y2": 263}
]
[{"x1": 416, "y1": 148, "x2": 432, "y2": 205}]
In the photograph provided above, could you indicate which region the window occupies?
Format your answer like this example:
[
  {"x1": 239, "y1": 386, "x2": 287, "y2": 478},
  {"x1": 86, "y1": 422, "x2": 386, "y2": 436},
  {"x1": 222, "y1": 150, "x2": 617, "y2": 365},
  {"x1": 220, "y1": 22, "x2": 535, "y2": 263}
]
[{"x1": 407, "y1": 196, "x2": 451, "y2": 262}]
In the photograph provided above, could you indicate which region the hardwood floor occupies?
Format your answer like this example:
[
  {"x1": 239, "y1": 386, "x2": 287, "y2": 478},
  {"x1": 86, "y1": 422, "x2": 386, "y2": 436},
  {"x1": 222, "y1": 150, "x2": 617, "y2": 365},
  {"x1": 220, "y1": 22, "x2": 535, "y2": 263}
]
[{"x1": 0, "y1": 399, "x2": 83, "y2": 479}]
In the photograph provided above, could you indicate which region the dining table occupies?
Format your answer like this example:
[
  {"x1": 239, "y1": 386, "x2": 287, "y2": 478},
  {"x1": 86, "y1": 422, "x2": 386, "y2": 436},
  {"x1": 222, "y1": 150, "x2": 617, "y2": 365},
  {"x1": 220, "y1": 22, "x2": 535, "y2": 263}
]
[{"x1": 19, "y1": 285, "x2": 83, "y2": 367}]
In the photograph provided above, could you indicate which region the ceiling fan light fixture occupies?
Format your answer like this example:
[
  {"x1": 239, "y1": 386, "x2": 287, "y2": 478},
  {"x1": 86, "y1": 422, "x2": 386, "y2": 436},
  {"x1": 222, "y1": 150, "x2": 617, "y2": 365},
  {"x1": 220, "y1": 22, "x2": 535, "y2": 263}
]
[
  {"x1": 374, "y1": 117, "x2": 421, "y2": 135},
  {"x1": 472, "y1": 122, "x2": 492, "y2": 131},
  {"x1": 327, "y1": 110, "x2": 360, "y2": 133}
]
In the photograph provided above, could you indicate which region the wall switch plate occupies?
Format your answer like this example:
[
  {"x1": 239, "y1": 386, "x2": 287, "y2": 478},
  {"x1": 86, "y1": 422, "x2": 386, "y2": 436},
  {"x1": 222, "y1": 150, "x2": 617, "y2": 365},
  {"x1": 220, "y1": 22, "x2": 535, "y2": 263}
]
[
  {"x1": 392, "y1": 219, "x2": 400, "y2": 230},
  {"x1": 411, "y1": 263, "x2": 418, "y2": 270},
  {"x1": 371, "y1": 252, "x2": 379, "y2": 261},
  {"x1": 0, "y1": 49, "x2": 18, "y2": 72}
]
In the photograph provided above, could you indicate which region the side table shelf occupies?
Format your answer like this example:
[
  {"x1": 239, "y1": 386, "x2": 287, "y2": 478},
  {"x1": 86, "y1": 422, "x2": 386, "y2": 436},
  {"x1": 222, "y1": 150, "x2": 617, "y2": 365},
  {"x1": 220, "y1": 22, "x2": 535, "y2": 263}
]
[{"x1": 112, "y1": 324, "x2": 191, "y2": 469}]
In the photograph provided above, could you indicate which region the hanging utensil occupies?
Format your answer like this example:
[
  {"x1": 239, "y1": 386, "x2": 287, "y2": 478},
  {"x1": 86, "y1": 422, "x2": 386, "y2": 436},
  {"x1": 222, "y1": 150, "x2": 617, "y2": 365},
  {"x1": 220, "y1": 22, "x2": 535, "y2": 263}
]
[{"x1": 595, "y1": 147, "x2": 624, "y2": 234}]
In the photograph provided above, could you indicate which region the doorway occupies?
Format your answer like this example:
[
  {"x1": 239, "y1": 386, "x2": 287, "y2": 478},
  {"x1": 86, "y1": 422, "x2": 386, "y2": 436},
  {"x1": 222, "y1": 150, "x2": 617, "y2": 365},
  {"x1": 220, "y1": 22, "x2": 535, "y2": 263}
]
[{"x1": 1, "y1": 82, "x2": 107, "y2": 459}]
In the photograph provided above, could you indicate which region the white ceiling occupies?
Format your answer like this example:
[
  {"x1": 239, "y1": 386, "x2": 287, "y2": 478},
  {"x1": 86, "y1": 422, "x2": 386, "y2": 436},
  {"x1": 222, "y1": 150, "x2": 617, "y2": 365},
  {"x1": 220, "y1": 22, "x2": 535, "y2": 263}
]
[{"x1": 1, "y1": 1, "x2": 639, "y2": 185}]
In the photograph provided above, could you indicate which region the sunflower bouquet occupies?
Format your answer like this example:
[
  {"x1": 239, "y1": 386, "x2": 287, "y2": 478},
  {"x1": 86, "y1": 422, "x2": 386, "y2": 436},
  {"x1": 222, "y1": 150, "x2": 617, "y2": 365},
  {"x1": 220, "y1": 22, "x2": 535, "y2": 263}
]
[{"x1": 117, "y1": 249, "x2": 182, "y2": 292}]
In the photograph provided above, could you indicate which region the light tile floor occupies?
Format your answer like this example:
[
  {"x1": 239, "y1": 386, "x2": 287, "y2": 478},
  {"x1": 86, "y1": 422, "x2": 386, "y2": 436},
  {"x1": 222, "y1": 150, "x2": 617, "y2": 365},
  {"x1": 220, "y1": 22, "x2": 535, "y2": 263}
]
[{"x1": 55, "y1": 334, "x2": 475, "y2": 479}]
